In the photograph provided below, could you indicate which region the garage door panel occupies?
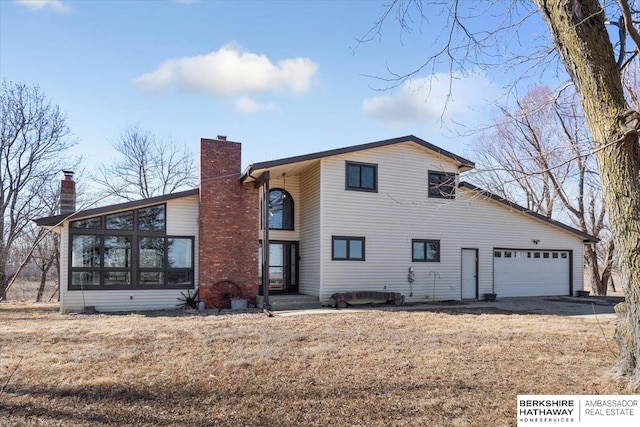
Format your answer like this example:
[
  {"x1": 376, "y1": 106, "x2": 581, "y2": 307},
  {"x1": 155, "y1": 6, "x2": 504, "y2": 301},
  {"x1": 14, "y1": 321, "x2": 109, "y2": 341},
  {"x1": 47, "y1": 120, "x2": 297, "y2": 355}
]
[{"x1": 494, "y1": 250, "x2": 569, "y2": 297}]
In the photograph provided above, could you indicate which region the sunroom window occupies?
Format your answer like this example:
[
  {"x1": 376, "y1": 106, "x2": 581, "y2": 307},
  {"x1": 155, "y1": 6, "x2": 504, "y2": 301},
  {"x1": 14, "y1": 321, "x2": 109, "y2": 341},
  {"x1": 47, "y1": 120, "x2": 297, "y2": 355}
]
[{"x1": 68, "y1": 204, "x2": 193, "y2": 290}]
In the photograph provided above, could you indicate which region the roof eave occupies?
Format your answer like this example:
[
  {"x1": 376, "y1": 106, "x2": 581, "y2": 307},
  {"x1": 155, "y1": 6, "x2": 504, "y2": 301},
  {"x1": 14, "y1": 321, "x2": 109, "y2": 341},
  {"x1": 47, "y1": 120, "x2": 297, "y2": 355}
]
[
  {"x1": 34, "y1": 188, "x2": 200, "y2": 227},
  {"x1": 242, "y1": 135, "x2": 475, "y2": 182}
]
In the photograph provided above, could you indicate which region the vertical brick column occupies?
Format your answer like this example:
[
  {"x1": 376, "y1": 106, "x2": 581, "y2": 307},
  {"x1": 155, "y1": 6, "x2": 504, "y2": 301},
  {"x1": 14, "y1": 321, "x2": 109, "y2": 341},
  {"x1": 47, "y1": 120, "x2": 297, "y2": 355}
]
[{"x1": 198, "y1": 137, "x2": 259, "y2": 307}]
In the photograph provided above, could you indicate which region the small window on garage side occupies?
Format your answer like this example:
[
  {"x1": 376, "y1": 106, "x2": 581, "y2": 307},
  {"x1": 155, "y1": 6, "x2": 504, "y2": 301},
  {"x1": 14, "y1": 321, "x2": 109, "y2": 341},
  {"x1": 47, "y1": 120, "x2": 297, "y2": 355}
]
[
  {"x1": 504, "y1": 251, "x2": 512, "y2": 258},
  {"x1": 412, "y1": 239, "x2": 440, "y2": 262},
  {"x1": 346, "y1": 162, "x2": 377, "y2": 192},
  {"x1": 552, "y1": 252, "x2": 559, "y2": 259},
  {"x1": 534, "y1": 252, "x2": 541, "y2": 258},
  {"x1": 543, "y1": 252, "x2": 550, "y2": 259},
  {"x1": 494, "y1": 251, "x2": 502, "y2": 258},
  {"x1": 561, "y1": 253, "x2": 568, "y2": 259}
]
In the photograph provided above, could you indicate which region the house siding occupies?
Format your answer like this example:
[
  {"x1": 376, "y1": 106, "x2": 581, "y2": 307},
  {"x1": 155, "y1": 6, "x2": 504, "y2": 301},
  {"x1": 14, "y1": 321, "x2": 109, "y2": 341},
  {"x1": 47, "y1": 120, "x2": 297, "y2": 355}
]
[
  {"x1": 59, "y1": 194, "x2": 200, "y2": 313},
  {"x1": 299, "y1": 162, "x2": 321, "y2": 296},
  {"x1": 455, "y1": 188, "x2": 584, "y2": 297},
  {"x1": 317, "y1": 142, "x2": 585, "y2": 303}
]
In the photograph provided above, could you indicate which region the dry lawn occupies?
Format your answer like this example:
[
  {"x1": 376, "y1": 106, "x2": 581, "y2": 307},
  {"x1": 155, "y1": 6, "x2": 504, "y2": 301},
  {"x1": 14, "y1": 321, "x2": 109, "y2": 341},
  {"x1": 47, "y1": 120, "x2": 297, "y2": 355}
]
[{"x1": 0, "y1": 303, "x2": 625, "y2": 427}]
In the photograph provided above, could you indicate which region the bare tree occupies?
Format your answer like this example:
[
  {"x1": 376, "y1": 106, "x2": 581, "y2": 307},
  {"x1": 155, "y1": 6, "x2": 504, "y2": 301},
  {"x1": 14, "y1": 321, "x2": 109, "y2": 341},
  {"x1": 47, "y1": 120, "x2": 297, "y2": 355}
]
[
  {"x1": 365, "y1": 0, "x2": 640, "y2": 388},
  {"x1": 28, "y1": 179, "x2": 61, "y2": 302},
  {"x1": 472, "y1": 86, "x2": 614, "y2": 295},
  {"x1": 31, "y1": 228, "x2": 59, "y2": 302},
  {"x1": 11, "y1": 222, "x2": 59, "y2": 302},
  {"x1": 536, "y1": 0, "x2": 640, "y2": 389},
  {"x1": 0, "y1": 80, "x2": 76, "y2": 301},
  {"x1": 93, "y1": 124, "x2": 198, "y2": 202}
]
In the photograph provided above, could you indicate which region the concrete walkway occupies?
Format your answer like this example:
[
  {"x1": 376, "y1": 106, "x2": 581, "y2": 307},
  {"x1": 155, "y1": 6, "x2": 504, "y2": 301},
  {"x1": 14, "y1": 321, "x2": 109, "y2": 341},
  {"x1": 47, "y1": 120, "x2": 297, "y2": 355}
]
[{"x1": 275, "y1": 296, "x2": 623, "y2": 319}]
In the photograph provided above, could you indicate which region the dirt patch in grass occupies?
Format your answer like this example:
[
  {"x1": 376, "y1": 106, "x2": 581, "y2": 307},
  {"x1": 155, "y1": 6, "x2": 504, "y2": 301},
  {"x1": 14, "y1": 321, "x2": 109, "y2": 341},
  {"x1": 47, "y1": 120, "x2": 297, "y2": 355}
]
[{"x1": 0, "y1": 302, "x2": 624, "y2": 427}]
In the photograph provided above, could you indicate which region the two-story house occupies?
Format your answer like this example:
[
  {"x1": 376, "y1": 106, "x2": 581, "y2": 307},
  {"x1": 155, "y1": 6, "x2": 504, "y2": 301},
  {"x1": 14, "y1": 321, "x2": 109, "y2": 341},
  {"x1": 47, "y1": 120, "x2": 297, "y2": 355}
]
[{"x1": 36, "y1": 135, "x2": 597, "y2": 313}]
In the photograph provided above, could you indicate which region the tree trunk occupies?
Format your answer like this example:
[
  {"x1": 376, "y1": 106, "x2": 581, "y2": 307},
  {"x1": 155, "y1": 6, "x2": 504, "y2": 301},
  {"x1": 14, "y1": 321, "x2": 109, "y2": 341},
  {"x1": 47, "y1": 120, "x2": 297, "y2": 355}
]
[
  {"x1": 535, "y1": 0, "x2": 640, "y2": 389},
  {"x1": 585, "y1": 245, "x2": 606, "y2": 296},
  {"x1": 36, "y1": 273, "x2": 48, "y2": 302},
  {"x1": 0, "y1": 270, "x2": 9, "y2": 301},
  {"x1": 600, "y1": 240, "x2": 616, "y2": 294}
]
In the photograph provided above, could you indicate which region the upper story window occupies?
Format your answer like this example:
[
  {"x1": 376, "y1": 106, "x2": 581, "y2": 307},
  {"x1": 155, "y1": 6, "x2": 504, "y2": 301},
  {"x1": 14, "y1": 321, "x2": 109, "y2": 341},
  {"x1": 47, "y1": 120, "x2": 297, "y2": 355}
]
[
  {"x1": 428, "y1": 171, "x2": 456, "y2": 199},
  {"x1": 269, "y1": 189, "x2": 294, "y2": 230},
  {"x1": 346, "y1": 161, "x2": 377, "y2": 192}
]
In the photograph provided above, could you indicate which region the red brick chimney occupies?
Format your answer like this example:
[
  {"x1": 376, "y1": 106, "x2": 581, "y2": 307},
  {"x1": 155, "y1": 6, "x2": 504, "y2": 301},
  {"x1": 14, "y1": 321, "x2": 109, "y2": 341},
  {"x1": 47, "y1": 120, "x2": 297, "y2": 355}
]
[
  {"x1": 60, "y1": 170, "x2": 76, "y2": 214},
  {"x1": 198, "y1": 136, "x2": 259, "y2": 308}
]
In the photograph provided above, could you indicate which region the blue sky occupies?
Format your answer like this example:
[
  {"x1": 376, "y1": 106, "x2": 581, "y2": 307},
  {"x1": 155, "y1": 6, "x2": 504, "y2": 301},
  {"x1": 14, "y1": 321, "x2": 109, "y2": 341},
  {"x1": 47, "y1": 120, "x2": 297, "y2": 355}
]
[{"x1": 0, "y1": 0, "x2": 549, "y2": 175}]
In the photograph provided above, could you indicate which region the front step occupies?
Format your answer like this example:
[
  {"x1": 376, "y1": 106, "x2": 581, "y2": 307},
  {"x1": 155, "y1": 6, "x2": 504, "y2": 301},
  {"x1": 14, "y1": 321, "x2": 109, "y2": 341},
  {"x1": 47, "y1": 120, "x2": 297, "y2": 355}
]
[{"x1": 256, "y1": 294, "x2": 322, "y2": 311}]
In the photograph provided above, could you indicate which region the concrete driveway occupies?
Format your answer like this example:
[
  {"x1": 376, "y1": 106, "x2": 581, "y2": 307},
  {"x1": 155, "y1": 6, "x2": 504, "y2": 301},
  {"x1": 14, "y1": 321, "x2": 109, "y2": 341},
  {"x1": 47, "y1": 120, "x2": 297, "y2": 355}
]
[{"x1": 468, "y1": 296, "x2": 622, "y2": 318}]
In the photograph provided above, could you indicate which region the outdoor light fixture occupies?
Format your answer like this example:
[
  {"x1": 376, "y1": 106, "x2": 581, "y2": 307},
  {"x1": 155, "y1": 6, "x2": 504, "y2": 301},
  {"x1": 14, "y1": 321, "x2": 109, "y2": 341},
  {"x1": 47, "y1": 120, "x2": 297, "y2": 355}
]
[
  {"x1": 533, "y1": 239, "x2": 540, "y2": 244},
  {"x1": 282, "y1": 173, "x2": 287, "y2": 198}
]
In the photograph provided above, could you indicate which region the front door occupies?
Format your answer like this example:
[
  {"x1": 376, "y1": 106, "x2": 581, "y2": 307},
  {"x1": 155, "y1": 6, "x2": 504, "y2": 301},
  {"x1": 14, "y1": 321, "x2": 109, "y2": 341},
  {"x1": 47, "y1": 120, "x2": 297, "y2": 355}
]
[
  {"x1": 266, "y1": 241, "x2": 299, "y2": 293},
  {"x1": 461, "y1": 248, "x2": 478, "y2": 299}
]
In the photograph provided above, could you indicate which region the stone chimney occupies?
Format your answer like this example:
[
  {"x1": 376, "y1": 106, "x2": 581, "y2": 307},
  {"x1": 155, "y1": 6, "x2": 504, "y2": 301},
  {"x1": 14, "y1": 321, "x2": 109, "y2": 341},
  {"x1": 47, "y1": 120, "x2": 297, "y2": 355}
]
[
  {"x1": 198, "y1": 136, "x2": 259, "y2": 308},
  {"x1": 60, "y1": 170, "x2": 76, "y2": 214}
]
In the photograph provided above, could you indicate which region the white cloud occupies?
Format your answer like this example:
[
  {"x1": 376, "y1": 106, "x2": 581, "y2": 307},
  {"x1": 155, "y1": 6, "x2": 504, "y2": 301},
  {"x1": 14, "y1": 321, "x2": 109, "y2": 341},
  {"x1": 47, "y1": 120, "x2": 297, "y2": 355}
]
[
  {"x1": 133, "y1": 42, "x2": 318, "y2": 97},
  {"x1": 234, "y1": 96, "x2": 278, "y2": 114},
  {"x1": 15, "y1": 0, "x2": 70, "y2": 12},
  {"x1": 362, "y1": 71, "x2": 500, "y2": 127}
]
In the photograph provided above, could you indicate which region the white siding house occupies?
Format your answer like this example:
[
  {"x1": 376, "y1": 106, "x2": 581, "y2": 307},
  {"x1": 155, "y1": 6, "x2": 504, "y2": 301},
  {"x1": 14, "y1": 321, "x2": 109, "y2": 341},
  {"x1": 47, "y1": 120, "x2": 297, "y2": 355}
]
[
  {"x1": 244, "y1": 135, "x2": 597, "y2": 305},
  {"x1": 37, "y1": 135, "x2": 597, "y2": 312}
]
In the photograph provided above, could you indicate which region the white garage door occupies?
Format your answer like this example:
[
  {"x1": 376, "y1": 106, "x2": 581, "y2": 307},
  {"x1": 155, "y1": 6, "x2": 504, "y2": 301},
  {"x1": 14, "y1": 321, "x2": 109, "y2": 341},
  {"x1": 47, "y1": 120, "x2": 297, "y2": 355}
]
[{"x1": 494, "y1": 249, "x2": 570, "y2": 297}]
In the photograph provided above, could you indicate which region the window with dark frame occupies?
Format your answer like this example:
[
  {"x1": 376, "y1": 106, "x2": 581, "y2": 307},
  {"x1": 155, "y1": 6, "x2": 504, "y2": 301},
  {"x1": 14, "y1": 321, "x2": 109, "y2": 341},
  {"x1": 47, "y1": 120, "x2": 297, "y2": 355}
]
[
  {"x1": 268, "y1": 188, "x2": 294, "y2": 230},
  {"x1": 71, "y1": 217, "x2": 102, "y2": 229},
  {"x1": 332, "y1": 236, "x2": 365, "y2": 261},
  {"x1": 412, "y1": 239, "x2": 440, "y2": 262},
  {"x1": 68, "y1": 204, "x2": 194, "y2": 290},
  {"x1": 138, "y1": 205, "x2": 166, "y2": 231},
  {"x1": 428, "y1": 171, "x2": 456, "y2": 199},
  {"x1": 346, "y1": 161, "x2": 377, "y2": 192},
  {"x1": 106, "y1": 211, "x2": 134, "y2": 230}
]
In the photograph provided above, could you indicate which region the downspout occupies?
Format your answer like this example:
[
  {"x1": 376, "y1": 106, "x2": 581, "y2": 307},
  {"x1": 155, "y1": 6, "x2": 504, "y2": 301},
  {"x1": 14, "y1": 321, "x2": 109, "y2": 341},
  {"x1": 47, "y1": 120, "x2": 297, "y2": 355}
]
[{"x1": 261, "y1": 171, "x2": 271, "y2": 310}]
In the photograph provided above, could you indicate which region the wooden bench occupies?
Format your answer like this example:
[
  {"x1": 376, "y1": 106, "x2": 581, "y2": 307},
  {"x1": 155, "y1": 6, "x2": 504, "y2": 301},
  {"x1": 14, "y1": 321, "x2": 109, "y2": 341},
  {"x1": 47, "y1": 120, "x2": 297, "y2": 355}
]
[{"x1": 330, "y1": 291, "x2": 405, "y2": 309}]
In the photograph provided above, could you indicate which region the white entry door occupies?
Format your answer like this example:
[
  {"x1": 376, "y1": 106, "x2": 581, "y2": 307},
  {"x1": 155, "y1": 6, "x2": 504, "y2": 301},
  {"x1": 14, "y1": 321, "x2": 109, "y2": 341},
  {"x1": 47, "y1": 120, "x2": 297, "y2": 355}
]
[{"x1": 461, "y1": 249, "x2": 478, "y2": 299}]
